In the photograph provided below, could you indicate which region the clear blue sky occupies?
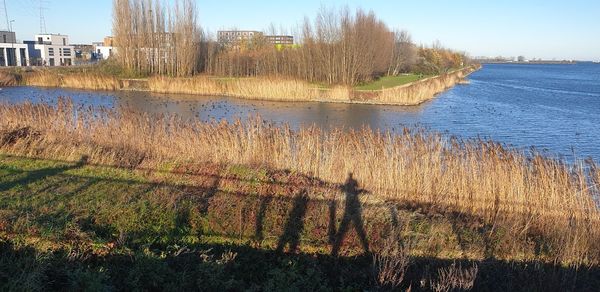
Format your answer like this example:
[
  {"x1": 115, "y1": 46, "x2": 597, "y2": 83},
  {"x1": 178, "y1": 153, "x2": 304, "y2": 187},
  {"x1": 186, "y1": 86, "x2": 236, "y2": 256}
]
[{"x1": 4, "y1": 0, "x2": 599, "y2": 61}]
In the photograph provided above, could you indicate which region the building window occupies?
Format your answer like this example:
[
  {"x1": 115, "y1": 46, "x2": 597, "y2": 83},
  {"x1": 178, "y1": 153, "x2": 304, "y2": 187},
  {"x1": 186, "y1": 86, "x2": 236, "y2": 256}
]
[
  {"x1": 63, "y1": 48, "x2": 71, "y2": 57},
  {"x1": 63, "y1": 38, "x2": 66, "y2": 46},
  {"x1": 48, "y1": 48, "x2": 54, "y2": 56},
  {"x1": 2, "y1": 35, "x2": 5, "y2": 43}
]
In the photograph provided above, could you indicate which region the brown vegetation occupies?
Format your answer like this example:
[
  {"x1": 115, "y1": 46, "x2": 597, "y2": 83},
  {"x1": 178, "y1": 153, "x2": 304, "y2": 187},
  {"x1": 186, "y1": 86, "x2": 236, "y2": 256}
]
[
  {"x1": 0, "y1": 71, "x2": 19, "y2": 87},
  {"x1": 1, "y1": 100, "x2": 599, "y2": 266},
  {"x1": 22, "y1": 70, "x2": 120, "y2": 91},
  {"x1": 113, "y1": 0, "x2": 200, "y2": 76},
  {"x1": 146, "y1": 66, "x2": 477, "y2": 104},
  {"x1": 10, "y1": 65, "x2": 476, "y2": 104},
  {"x1": 353, "y1": 66, "x2": 479, "y2": 104}
]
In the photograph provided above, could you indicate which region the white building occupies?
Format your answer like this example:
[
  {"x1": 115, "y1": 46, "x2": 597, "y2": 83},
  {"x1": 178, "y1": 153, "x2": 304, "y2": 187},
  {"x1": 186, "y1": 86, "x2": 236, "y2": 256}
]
[
  {"x1": 32, "y1": 34, "x2": 75, "y2": 66},
  {"x1": 0, "y1": 31, "x2": 30, "y2": 67},
  {"x1": 93, "y1": 37, "x2": 116, "y2": 60},
  {"x1": 94, "y1": 45, "x2": 115, "y2": 60}
]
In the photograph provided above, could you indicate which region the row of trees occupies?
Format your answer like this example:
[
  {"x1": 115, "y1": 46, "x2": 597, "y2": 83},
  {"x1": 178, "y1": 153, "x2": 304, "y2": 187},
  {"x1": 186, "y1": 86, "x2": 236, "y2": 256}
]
[
  {"x1": 113, "y1": 0, "x2": 199, "y2": 77},
  {"x1": 112, "y1": 2, "x2": 469, "y2": 85}
]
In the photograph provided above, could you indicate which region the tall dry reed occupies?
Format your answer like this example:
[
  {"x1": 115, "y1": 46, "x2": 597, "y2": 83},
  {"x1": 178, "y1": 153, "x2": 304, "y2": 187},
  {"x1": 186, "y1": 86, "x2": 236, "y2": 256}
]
[
  {"x1": 148, "y1": 65, "x2": 478, "y2": 104},
  {"x1": 0, "y1": 71, "x2": 19, "y2": 87},
  {"x1": 1, "y1": 99, "x2": 598, "y2": 265},
  {"x1": 371, "y1": 66, "x2": 479, "y2": 104},
  {"x1": 22, "y1": 71, "x2": 120, "y2": 91},
  {"x1": 148, "y1": 76, "x2": 352, "y2": 102}
]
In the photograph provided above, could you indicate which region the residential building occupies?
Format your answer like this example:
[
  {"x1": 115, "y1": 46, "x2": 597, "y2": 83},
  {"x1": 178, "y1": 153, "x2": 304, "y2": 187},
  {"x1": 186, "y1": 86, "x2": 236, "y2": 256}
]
[
  {"x1": 218, "y1": 31, "x2": 295, "y2": 50},
  {"x1": 94, "y1": 37, "x2": 116, "y2": 60},
  {"x1": 265, "y1": 35, "x2": 294, "y2": 45},
  {"x1": 0, "y1": 31, "x2": 30, "y2": 67},
  {"x1": 95, "y1": 45, "x2": 115, "y2": 60},
  {"x1": 218, "y1": 30, "x2": 263, "y2": 47},
  {"x1": 31, "y1": 34, "x2": 75, "y2": 66},
  {"x1": 73, "y1": 44, "x2": 95, "y2": 61}
]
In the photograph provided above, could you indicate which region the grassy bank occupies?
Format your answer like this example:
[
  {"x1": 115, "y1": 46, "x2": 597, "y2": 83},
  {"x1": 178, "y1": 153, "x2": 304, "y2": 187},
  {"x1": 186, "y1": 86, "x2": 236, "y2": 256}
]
[
  {"x1": 2, "y1": 155, "x2": 600, "y2": 291},
  {"x1": 354, "y1": 74, "x2": 431, "y2": 91},
  {"x1": 4, "y1": 65, "x2": 479, "y2": 105}
]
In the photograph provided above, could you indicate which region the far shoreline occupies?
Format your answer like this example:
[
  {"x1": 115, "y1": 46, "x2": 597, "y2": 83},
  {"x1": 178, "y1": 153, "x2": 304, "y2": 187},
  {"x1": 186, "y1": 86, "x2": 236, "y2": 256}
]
[{"x1": 2, "y1": 65, "x2": 480, "y2": 106}]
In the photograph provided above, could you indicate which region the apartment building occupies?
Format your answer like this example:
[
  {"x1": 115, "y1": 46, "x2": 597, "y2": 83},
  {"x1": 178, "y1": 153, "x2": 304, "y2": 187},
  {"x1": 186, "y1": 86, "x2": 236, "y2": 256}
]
[
  {"x1": 265, "y1": 35, "x2": 294, "y2": 45},
  {"x1": 0, "y1": 31, "x2": 29, "y2": 67},
  {"x1": 94, "y1": 37, "x2": 117, "y2": 60},
  {"x1": 218, "y1": 30, "x2": 295, "y2": 51},
  {"x1": 218, "y1": 30, "x2": 262, "y2": 46},
  {"x1": 32, "y1": 34, "x2": 75, "y2": 66}
]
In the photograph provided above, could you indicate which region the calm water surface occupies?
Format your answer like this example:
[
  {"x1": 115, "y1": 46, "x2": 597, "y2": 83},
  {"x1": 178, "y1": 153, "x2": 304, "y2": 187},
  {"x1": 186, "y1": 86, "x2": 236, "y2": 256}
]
[{"x1": 1, "y1": 63, "x2": 599, "y2": 161}]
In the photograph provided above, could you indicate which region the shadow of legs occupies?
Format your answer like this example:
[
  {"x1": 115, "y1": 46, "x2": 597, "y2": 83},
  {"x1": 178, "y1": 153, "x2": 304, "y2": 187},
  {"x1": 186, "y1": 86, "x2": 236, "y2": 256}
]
[{"x1": 276, "y1": 190, "x2": 309, "y2": 253}]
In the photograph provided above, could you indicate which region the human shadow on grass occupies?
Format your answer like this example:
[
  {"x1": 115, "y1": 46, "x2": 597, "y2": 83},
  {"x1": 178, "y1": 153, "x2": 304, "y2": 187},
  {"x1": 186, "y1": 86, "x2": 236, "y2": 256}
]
[
  {"x1": 331, "y1": 173, "x2": 370, "y2": 257},
  {"x1": 276, "y1": 189, "x2": 309, "y2": 253},
  {"x1": 254, "y1": 194, "x2": 273, "y2": 244},
  {"x1": 3, "y1": 154, "x2": 598, "y2": 289}
]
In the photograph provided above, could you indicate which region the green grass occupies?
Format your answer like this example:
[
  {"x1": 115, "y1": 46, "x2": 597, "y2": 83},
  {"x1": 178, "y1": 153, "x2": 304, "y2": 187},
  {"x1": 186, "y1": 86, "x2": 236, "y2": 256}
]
[
  {"x1": 1, "y1": 154, "x2": 599, "y2": 291},
  {"x1": 354, "y1": 74, "x2": 430, "y2": 91}
]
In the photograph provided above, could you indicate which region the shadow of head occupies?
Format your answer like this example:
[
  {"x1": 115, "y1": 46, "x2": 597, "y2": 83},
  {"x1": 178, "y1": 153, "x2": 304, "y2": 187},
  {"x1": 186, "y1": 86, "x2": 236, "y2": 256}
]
[
  {"x1": 343, "y1": 172, "x2": 360, "y2": 194},
  {"x1": 76, "y1": 155, "x2": 89, "y2": 167}
]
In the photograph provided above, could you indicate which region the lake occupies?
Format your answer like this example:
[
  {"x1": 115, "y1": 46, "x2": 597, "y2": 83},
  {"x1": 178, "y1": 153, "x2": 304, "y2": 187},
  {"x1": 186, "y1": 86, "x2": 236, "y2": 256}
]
[{"x1": 2, "y1": 63, "x2": 600, "y2": 161}]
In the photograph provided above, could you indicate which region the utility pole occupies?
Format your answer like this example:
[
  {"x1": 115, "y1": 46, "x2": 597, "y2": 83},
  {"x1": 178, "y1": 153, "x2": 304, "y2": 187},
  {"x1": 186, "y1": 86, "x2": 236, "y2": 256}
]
[
  {"x1": 3, "y1": 0, "x2": 9, "y2": 32},
  {"x1": 39, "y1": 0, "x2": 48, "y2": 34}
]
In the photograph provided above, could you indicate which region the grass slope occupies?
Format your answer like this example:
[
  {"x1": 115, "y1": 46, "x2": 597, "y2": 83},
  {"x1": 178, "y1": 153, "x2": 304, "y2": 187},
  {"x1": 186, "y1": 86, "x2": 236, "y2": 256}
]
[
  {"x1": 1, "y1": 155, "x2": 599, "y2": 291},
  {"x1": 355, "y1": 74, "x2": 430, "y2": 91}
]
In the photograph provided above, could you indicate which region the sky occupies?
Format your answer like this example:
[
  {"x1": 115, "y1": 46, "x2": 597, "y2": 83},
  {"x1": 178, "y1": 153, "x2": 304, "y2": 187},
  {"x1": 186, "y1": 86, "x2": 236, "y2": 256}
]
[{"x1": 3, "y1": 0, "x2": 599, "y2": 61}]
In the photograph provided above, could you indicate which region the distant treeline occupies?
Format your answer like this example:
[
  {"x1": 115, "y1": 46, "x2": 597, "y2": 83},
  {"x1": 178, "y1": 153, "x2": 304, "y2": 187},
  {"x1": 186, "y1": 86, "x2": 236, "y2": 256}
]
[{"x1": 112, "y1": 0, "x2": 469, "y2": 85}]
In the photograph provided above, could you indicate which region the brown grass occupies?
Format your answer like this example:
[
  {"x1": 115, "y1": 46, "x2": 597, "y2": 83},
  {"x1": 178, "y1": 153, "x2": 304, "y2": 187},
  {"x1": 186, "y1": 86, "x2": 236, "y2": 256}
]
[
  {"x1": 148, "y1": 76, "x2": 355, "y2": 102},
  {"x1": 148, "y1": 65, "x2": 478, "y2": 104},
  {"x1": 0, "y1": 71, "x2": 20, "y2": 87},
  {"x1": 22, "y1": 71, "x2": 120, "y2": 91},
  {"x1": 372, "y1": 66, "x2": 479, "y2": 105},
  {"x1": 1, "y1": 99, "x2": 599, "y2": 265},
  {"x1": 12, "y1": 65, "x2": 478, "y2": 105}
]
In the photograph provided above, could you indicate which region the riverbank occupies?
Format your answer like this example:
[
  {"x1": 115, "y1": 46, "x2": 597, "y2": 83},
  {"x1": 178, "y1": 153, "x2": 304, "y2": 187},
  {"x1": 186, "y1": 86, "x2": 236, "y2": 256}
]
[
  {"x1": 2, "y1": 100, "x2": 600, "y2": 261},
  {"x1": 0, "y1": 65, "x2": 480, "y2": 105},
  {"x1": 2, "y1": 154, "x2": 600, "y2": 291}
]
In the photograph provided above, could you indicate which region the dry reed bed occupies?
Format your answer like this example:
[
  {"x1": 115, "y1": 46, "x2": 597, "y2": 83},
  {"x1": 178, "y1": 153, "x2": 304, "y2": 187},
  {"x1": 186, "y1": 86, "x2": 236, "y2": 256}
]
[
  {"x1": 22, "y1": 71, "x2": 120, "y2": 91},
  {"x1": 1, "y1": 99, "x2": 599, "y2": 265},
  {"x1": 15, "y1": 66, "x2": 477, "y2": 105},
  {"x1": 0, "y1": 71, "x2": 19, "y2": 87},
  {"x1": 148, "y1": 76, "x2": 352, "y2": 102},
  {"x1": 368, "y1": 66, "x2": 479, "y2": 104},
  {"x1": 148, "y1": 65, "x2": 478, "y2": 104}
]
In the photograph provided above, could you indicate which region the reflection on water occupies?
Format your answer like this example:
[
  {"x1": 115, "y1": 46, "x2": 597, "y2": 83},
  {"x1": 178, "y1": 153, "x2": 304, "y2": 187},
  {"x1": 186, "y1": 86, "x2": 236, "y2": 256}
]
[{"x1": 1, "y1": 63, "x2": 599, "y2": 161}]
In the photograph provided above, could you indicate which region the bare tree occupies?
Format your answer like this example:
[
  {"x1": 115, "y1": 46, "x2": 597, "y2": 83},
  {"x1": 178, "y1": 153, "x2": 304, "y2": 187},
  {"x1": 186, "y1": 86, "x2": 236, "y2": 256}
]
[{"x1": 113, "y1": 0, "x2": 200, "y2": 77}]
